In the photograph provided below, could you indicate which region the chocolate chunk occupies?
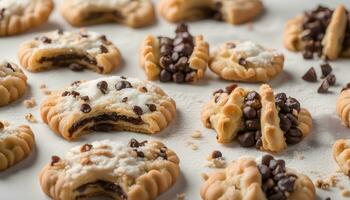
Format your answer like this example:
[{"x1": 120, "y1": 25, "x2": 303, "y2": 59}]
[
  {"x1": 261, "y1": 154, "x2": 274, "y2": 166},
  {"x1": 159, "y1": 56, "x2": 172, "y2": 68},
  {"x1": 81, "y1": 103, "x2": 91, "y2": 113},
  {"x1": 100, "y1": 45, "x2": 108, "y2": 53},
  {"x1": 100, "y1": 35, "x2": 107, "y2": 41},
  {"x1": 211, "y1": 150, "x2": 222, "y2": 159},
  {"x1": 121, "y1": 97, "x2": 128, "y2": 103},
  {"x1": 71, "y1": 81, "x2": 81, "y2": 86},
  {"x1": 51, "y1": 156, "x2": 60, "y2": 166},
  {"x1": 159, "y1": 70, "x2": 172, "y2": 82},
  {"x1": 91, "y1": 123, "x2": 114, "y2": 132},
  {"x1": 120, "y1": 76, "x2": 127, "y2": 79},
  {"x1": 238, "y1": 57, "x2": 248, "y2": 66},
  {"x1": 160, "y1": 45, "x2": 173, "y2": 56},
  {"x1": 267, "y1": 191, "x2": 285, "y2": 200},
  {"x1": 41, "y1": 36, "x2": 52, "y2": 44},
  {"x1": 134, "y1": 150, "x2": 145, "y2": 158},
  {"x1": 243, "y1": 106, "x2": 257, "y2": 119},
  {"x1": 279, "y1": 114, "x2": 292, "y2": 132},
  {"x1": 159, "y1": 37, "x2": 173, "y2": 45},
  {"x1": 258, "y1": 165, "x2": 271, "y2": 181},
  {"x1": 69, "y1": 63, "x2": 84, "y2": 71},
  {"x1": 342, "y1": 82, "x2": 350, "y2": 92},
  {"x1": 133, "y1": 106, "x2": 143, "y2": 115},
  {"x1": 302, "y1": 67, "x2": 317, "y2": 82},
  {"x1": 246, "y1": 91, "x2": 260, "y2": 101},
  {"x1": 97, "y1": 81, "x2": 108, "y2": 94},
  {"x1": 238, "y1": 132, "x2": 255, "y2": 147},
  {"x1": 80, "y1": 96, "x2": 90, "y2": 102},
  {"x1": 286, "y1": 113, "x2": 298, "y2": 126},
  {"x1": 318, "y1": 79, "x2": 330, "y2": 93},
  {"x1": 71, "y1": 91, "x2": 80, "y2": 97},
  {"x1": 225, "y1": 84, "x2": 237, "y2": 94},
  {"x1": 285, "y1": 97, "x2": 301, "y2": 112},
  {"x1": 175, "y1": 23, "x2": 189, "y2": 33},
  {"x1": 115, "y1": 81, "x2": 132, "y2": 91},
  {"x1": 213, "y1": 89, "x2": 224, "y2": 96},
  {"x1": 302, "y1": 50, "x2": 313, "y2": 59},
  {"x1": 173, "y1": 72, "x2": 185, "y2": 83},
  {"x1": 5, "y1": 63, "x2": 15, "y2": 72},
  {"x1": 278, "y1": 176, "x2": 296, "y2": 192},
  {"x1": 146, "y1": 104, "x2": 157, "y2": 112},
  {"x1": 325, "y1": 74, "x2": 336, "y2": 86},
  {"x1": 320, "y1": 62, "x2": 332, "y2": 78},
  {"x1": 62, "y1": 91, "x2": 70, "y2": 96},
  {"x1": 245, "y1": 119, "x2": 260, "y2": 131},
  {"x1": 80, "y1": 144, "x2": 93, "y2": 152},
  {"x1": 129, "y1": 139, "x2": 147, "y2": 148}
]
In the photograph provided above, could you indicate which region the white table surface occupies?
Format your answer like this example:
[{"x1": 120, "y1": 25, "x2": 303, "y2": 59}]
[{"x1": 1, "y1": 0, "x2": 350, "y2": 199}]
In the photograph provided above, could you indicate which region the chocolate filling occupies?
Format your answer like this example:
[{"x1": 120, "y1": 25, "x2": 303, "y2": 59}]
[
  {"x1": 158, "y1": 23, "x2": 197, "y2": 83},
  {"x1": 75, "y1": 180, "x2": 127, "y2": 200},
  {"x1": 301, "y1": 5, "x2": 333, "y2": 59},
  {"x1": 237, "y1": 91, "x2": 263, "y2": 148},
  {"x1": 275, "y1": 93, "x2": 303, "y2": 144},
  {"x1": 39, "y1": 54, "x2": 98, "y2": 72},
  {"x1": 69, "y1": 113, "x2": 144, "y2": 136},
  {"x1": 84, "y1": 10, "x2": 123, "y2": 22},
  {"x1": 258, "y1": 155, "x2": 297, "y2": 200}
]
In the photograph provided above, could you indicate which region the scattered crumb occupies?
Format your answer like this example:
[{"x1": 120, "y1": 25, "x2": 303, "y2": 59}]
[
  {"x1": 205, "y1": 150, "x2": 226, "y2": 168},
  {"x1": 191, "y1": 130, "x2": 202, "y2": 139},
  {"x1": 293, "y1": 151, "x2": 305, "y2": 160},
  {"x1": 23, "y1": 98, "x2": 37, "y2": 108},
  {"x1": 25, "y1": 113, "x2": 37, "y2": 123},
  {"x1": 342, "y1": 189, "x2": 350, "y2": 197},
  {"x1": 186, "y1": 141, "x2": 199, "y2": 150},
  {"x1": 315, "y1": 175, "x2": 338, "y2": 190},
  {"x1": 201, "y1": 173, "x2": 209, "y2": 181},
  {"x1": 176, "y1": 193, "x2": 185, "y2": 200},
  {"x1": 40, "y1": 84, "x2": 52, "y2": 95}
]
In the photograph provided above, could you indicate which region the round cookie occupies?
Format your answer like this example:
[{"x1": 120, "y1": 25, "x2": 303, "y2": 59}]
[
  {"x1": 0, "y1": 61, "x2": 27, "y2": 107},
  {"x1": 0, "y1": 121, "x2": 35, "y2": 171},
  {"x1": 39, "y1": 139, "x2": 180, "y2": 200},
  {"x1": 336, "y1": 83, "x2": 350, "y2": 127},
  {"x1": 40, "y1": 76, "x2": 176, "y2": 141},
  {"x1": 210, "y1": 41, "x2": 284, "y2": 82}
]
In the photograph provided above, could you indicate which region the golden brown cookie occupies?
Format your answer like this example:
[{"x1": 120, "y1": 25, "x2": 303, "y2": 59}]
[
  {"x1": 39, "y1": 139, "x2": 180, "y2": 200},
  {"x1": 201, "y1": 84, "x2": 312, "y2": 153},
  {"x1": 158, "y1": 0, "x2": 263, "y2": 25},
  {"x1": 60, "y1": 0, "x2": 155, "y2": 28},
  {"x1": 201, "y1": 155, "x2": 315, "y2": 200},
  {"x1": 140, "y1": 23, "x2": 209, "y2": 83},
  {"x1": 0, "y1": 121, "x2": 35, "y2": 171},
  {"x1": 336, "y1": 84, "x2": 350, "y2": 127},
  {"x1": 333, "y1": 139, "x2": 350, "y2": 176},
  {"x1": 210, "y1": 41, "x2": 284, "y2": 82},
  {"x1": 0, "y1": 0, "x2": 53, "y2": 36},
  {"x1": 0, "y1": 61, "x2": 27, "y2": 107},
  {"x1": 40, "y1": 76, "x2": 176, "y2": 141}
]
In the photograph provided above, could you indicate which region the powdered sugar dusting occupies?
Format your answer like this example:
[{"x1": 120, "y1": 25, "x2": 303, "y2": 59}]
[
  {"x1": 0, "y1": 124, "x2": 20, "y2": 139},
  {"x1": 72, "y1": 0, "x2": 132, "y2": 7},
  {"x1": 0, "y1": 0, "x2": 31, "y2": 19}
]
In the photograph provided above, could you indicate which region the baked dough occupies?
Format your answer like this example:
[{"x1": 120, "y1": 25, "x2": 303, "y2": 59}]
[
  {"x1": 333, "y1": 139, "x2": 350, "y2": 176},
  {"x1": 337, "y1": 86, "x2": 350, "y2": 127}
]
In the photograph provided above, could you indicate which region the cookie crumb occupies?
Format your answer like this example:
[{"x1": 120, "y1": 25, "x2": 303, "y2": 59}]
[
  {"x1": 342, "y1": 189, "x2": 350, "y2": 197},
  {"x1": 25, "y1": 113, "x2": 37, "y2": 123},
  {"x1": 176, "y1": 193, "x2": 186, "y2": 200},
  {"x1": 23, "y1": 98, "x2": 37, "y2": 108},
  {"x1": 205, "y1": 150, "x2": 226, "y2": 168},
  {"x1": 186, "y1": 141, "x2": 199, "y2": 150},
  {"x1": 293, "y1": 151, "x2": 305, "y2": 160},
  {"x1": 201, "y1": 173, "x2": 209, "y2": 181},
  {"x1": 40, "y1": 84, "x2": 52, "y2": 95},
  {"x1": 191, "y1": 130, "x2": 202, "y2": 139},
  {"x1": 315, "y1": 175, "x2": 338, "y2": 190}
]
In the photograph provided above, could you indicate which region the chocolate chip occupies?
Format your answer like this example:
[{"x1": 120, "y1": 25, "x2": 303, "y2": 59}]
[
  {"x1": 120, "y1": 76, "x2": 127, "y2": 79},
  {"x1": 5, "y1": 63, "x2": 15, "y2": 72},
  {"x1": 213, "y1": 89, "x2": 224, "y2": 96},
  {"x1": 41, "y1": 36, "x2": 52, "y2": 44},
  {"x1": 115, "y1": 81, "x2": 132, "y2": 91},
  {"x1": 341, "y1": 82, "x2": 350, "y2": 92},
  {"x1": 173, "y1": 72, "x2": 185, "y2": 83},
  {"x1": 159, "y1": 37, "x2": 173, "y2": 45},
  {"x1": 226, "y1": 42, "x2": 236, "y2": 49},
  {"x1": 100, "y1": 45, "x2": 108, "y2": 53},
  {"x1": 91, "y1": 124, "x2": 114, "y2": 132},
  {"x1": 302, "y1": 50, "x2": 314, "y2": 59},
  {"x1": 71, "y1": 91, "x2": 80, "y2": 97},
  {"x1": 133, "y1": 106, "x2": 143, "y2": 115},
  {"x1": 238, "y1": 132, "x2": 255, "y2": 147},
  {"x1": 285, "y1": 97, "x2": 301, "y2": 112},
  {"x1": 302, "y1": 67, "x2": 317, "y2": 82},
  {"x1": 279, "y1": 114, "x2": 292, "y2": 132},
  {"x1": 258, "y1": 165, "x2": 271, "y2": 181},
  {"x1": 160, "y1": 45, "x2": 173, "y2": 56},
  {"x1": 81, "y1": 103, "x2": 91, "y2": 113},
  {"x1": 325, "y1": 74, "x2": 336, "y2": 86},
  {"x1": 320, "y1": 62, "x2": 332, "y2": 78},
  {"x1": 100, "y1": 35, "x2": 107, "y2": 41},
  {"x1": 238, "y1": 57, "x2": 247, "y2": 66},
  {"x1": 134, "y1": 150, "x2": 145, "y2": 158},
  {"x1": 97, "y1": 81, "x2": 108, "y2": 94},
  {"x1": 261, "y1": 154, "x2": 274, "y2": 166},
  {"x1": 245, "y1": 119, "x2": 260, "y2": 131},
  {"x1": 121, "y1": 97, "x2": 128, "y2": 103},
  {"x1": 211, "y1": 150, "x2": 222, "y2": 159},
  {"x1": 69, "y1": 63, "x2": 85, "y2": 71},
  {"x1": 62, "y1": 91, "x2": 70, "y2": 96},
  {"x1": 51, "y1": 156, "x2": 60, "y2": 166},
  {"x1": 225, "y1": 84, "x2": 237, "y2": 94},
  {"x1": 146, "y1": 104, "x2": 157, "y2": 112},
  {"x1": 71, "y1": 81, "x2": 81, "y2": 86},
  {"x1": 318, "y1": 79, "x2": 330, "y2": 93},
  {"x1": 80, "y1": 96, "x2": 90, "y2": 102},
  {"x1": 278, "y1": 177, "x2": 296, "y2": 192},
  {"x1": 267, "y1": 191, "x2": 285, "y2": 200},
  {"x1": 175, "y1": 23, "x2": 188, "y2": 33},
  {"x1": 129, "y1": 139, "x2": 147, "y2": 148},
  {"x1": 159, "y1": 56, "x2": 172, "y2": 68},
  {"x1": 159, "y1": 70, "x2": 172, "y2": 82},
  {"x1": 243, "y1": 106, "x2": 257, "y2": 119},
  {"x1": 246, "y1": 91, "x2": 260, "y2": 101},
  {"x1": 80, "y1": 144, "x2": 93, "y2": 152}
]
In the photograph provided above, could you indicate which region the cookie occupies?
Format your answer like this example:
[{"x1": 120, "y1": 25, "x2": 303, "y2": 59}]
[
  {"x1": 283, "y1": 5, "x2": 349, "y2": 60},
  {"x1": 140, "y1": 23, "x2": 209, "y2": 83},
  {"x1": 40, "y1": 76, "x2": 176, "y2": 141},
  {"x1": 158, "y1": 0, "x2": 263, "y2": 25},
  {"x1": 0, "y1": 0, "x2": 53, "y2": 36},
  {"x1": 336, "y1": 83, "x2": 350, "y2": 127},
  {"x1": 39, "y1": 139, "x2": 180, "y2": 200},
  {"x1": 0, "y1": 61, "x2": 27, "y2": 107},
  {"x1": 201, "y1": 84, "x2": 312, "y2": 153},
  {"x1": 201, "y1": 155, "x2": 315, "y2": 200},
  {"x1": 333, "y1": 139, "x2": 350, "y2": 176},
  {"x1": 0, "y1": 121, "x2": 35, "y2": 171},
  {"x1": 210, "y1": 41, "x2": 284, "y2": 82},
  {"x1": 60, "y1": 0, "x2": 155, "y2": 28}
]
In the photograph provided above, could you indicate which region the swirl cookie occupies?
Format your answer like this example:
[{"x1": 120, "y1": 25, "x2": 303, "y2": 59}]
[
  {"x1": 0, "y1": 121, "x2": 35, "y2": 171},
  {"x1": 0, "y1": 0, "x2": 53, "y2": 36},
  {"x1": 201, "y1": 155, "x2": 315, "y2": 200},
  {"x1": 140, "y1": 23, "x2": 209, "y2": 83},
  {"x1": 210, "y1": 41, "x2": 284, "y2": 82},
  {"x1": 0, "y1": 61, "x2": 27, "y2": 107},
  {"x1": 40, "y1": 76, "x2": 176, "y2": 141},
  {"x1": 284, "y1": 5, "x2": 350, "y2": 60},
  {"x1": 336, "y1": 83, "x2": 350, "y2": 127},
  {"x1": 39, "y1": 139, "x2": 180, "y2": 200},
  {"x1": 201, "y1": 84, "x2": 312, "y2": 153},
  {"x1": 60, "y1": 0, "x2": 155, "y2": 28},
  {"x1": 158, "y1": 0, "x2": 263, "y2": 25},
  {"x1": 18, "y1": 30, "x2": 121, "y2": 74},
  {"x1": 333, "y1": 139, "x2": 350, "y2": 176}
]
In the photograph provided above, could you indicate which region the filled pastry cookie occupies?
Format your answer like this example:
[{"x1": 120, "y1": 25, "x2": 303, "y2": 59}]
[
  {"x1": 284, "y1": 5, "x2": 350, "y2": 60},
  {"x1": 210, "y1": 41, "x2": 284, "y2": 82},
  {"x1": 201, "y1": 155, "x2": 315, "y2": 200},
  {"x1": 40, "y1": 76, "x2": 176, "y2": 141},
  {"x1": 60, "y1": 0, "x2": 155, "y2": 28},
  {"x1": 336, "y1": 83, "x2": 350, "y2": 127},
  {"x1": 140, "y1": 23, "x2": 209, "y2": 83},
  {"x1": 158, "y1": 0, "x2": 263, "y2": 25},
  {"x1": 0, "y1": 0, "x2": 53, "y2": 36},
  {"x1": 0, "y1": 61, "x2": 27, "y2": 107},
  {"x1": 0, "y1": 121, "x2": 35, "y2": 171},
  {"x1": 201, "y1": 84, "x2": 312, "y2": 153},
  {"x1": 333, "y1": 139, "x2": 350, "y2": 176},
  {"x1": 18, "y1": 30, "x2": 121, "y2": 74},
  {"x1": 40, "y1": 139, "x2": 180, "y2": 200}
]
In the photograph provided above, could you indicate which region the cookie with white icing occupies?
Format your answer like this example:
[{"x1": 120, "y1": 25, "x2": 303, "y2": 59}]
[
  {"x1": 60, "y1": 0, "x2": 155, "y2": 28},
  {"x1": 0, "y1": 121, "x2": 35, "y2": 171},
  {"x1": 18, "y1": 30, "x2": 121, "y2": 74},
  {"x1": 39, "y1": 139, "x2": 180, "y2": 200},
  {"x1": 210, "y1": 41, "x2": 284, "y2": 82},
  {"x1": 0, "y1": 61, "x2": 27, "y2": 107},
  {"x1": 336, "y1": 83, "x2": 350, "y2": 127},
  {"x1": 158, "y1": 0, "x2": 263, "y2": 25},
  {"x1": 201, "y1": 84, "x2": 312, "y2": 153},
  {"x1": 0, "y1": 0, "x2": 53, "y2": 36},
  {"x1": 201, "y1": 155, "x2": 315, "y2": 200},
  {"x1": 40, "y1": 76, "x2": 176, "y2": 141}
]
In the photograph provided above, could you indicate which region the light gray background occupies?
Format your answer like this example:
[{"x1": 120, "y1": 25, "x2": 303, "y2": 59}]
[{"x1": 1, "y1": 0, "x2": 350, "y2": 199}]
